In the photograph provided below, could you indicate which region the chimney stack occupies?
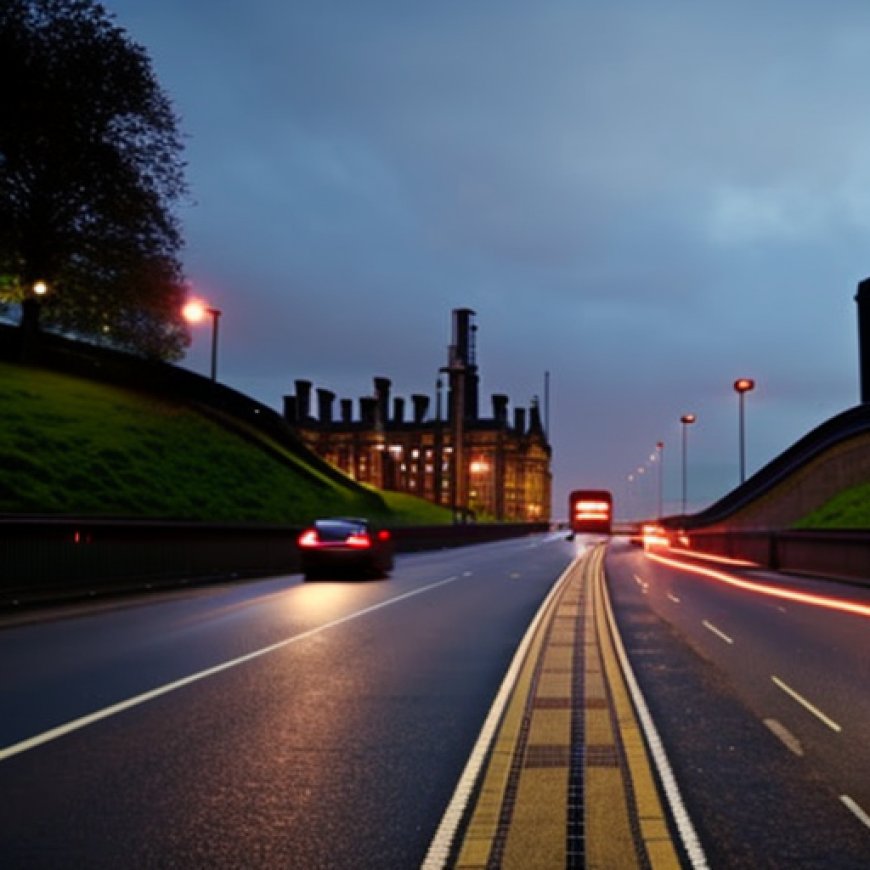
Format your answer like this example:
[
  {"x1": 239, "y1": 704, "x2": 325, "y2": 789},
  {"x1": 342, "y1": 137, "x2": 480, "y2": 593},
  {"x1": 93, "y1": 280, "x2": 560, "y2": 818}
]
[
  {"x1": 360, "y1": 396, "x2": 377, "y2": 427},
  {"x1": 492, "y1": 394, "x2": 509, "y2": 426},
  {"x1": 393, "y1": 397, "x2": 405, "y2": 424},
  {"x1": 374, "y1": 377, "x2": 391, "y2": 427},
  {"x1": 317, "y1": 388, "x2": 335, "y2": 425},
  {"x1": 294, "y1": 380, "x2": 312, "y2": 421},
  {"x1": 340, "y1": 398, "x2": 353, "y2": 424},
  {"x1": 514, "y1": 407, "x2": 527, "y2": 434},
  {"x1": 283, "y1": 395, "x2": 298, "y2": 424},
  {"x1": 412, "y1": 394, "x2": 430, "y2": 424}
]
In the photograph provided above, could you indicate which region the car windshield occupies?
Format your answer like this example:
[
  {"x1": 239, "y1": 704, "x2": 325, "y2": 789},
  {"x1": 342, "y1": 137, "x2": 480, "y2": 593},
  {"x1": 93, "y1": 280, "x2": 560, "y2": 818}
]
[{"x1": 314, "y1": 519, "x2": 366, "y2": 541}]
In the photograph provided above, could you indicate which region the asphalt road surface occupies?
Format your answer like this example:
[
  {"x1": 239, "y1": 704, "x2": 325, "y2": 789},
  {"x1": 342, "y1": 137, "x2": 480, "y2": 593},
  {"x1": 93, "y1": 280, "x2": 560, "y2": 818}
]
[
  {"x1": 605, "y1": 539, "x2": 870, "y2": 868},
  {"x1": 0, "y1": 533, "x2": 574, "y2": 869}
]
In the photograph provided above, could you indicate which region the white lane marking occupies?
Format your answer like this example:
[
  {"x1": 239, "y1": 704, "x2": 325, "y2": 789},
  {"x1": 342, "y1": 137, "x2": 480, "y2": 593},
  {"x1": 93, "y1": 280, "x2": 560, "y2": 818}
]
[
  {"x1": 841, "y1": 795, "x2": 870, "y2": 831},
  {"x1": 667, "y1": 592, "x2": 681, "y2": 604},
  {"x1": 763, "y1": 718, "x2": 804, "y2": 756},
  {"x1": 600, "y1": 555, "x2": 709, "y2": 869},
  {"x1": 422, "y1": 556, "x2": 578, "y2": 869},
  {"x1": 0, "y1": 574, "x2": 464, "y2": 763},
  {"x1": 463, "y1": 571, "x2": 473, "y2": 577},
  {"x1": 702, "y1": 620, "x2": 734, "y2": 645},
  {"x1": 771, "y1": 676, "x2": 842, "y2": 733},
  {"x1": 632, "y1": 573, "x2": 649, "y2": 593}
]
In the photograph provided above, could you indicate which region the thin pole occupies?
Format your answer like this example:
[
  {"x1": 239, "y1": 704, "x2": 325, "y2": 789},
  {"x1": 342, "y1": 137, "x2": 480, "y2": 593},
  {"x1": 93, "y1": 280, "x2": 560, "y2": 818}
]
[
  {"x1": 209, "y1": 308, "x2": 221, "y2": 382},
  {"x1": 657, "y1": 441, "x2": 664, "y2": 519},
  {"x1": 544, "y1": 370, "x2": 550, "y2": 440},
  {"x1": 738, "y1": 391, "x2": 746, "y2": 484},
  {"x1": 681, "y1": 424, "x2": 688, "y2": 515}
]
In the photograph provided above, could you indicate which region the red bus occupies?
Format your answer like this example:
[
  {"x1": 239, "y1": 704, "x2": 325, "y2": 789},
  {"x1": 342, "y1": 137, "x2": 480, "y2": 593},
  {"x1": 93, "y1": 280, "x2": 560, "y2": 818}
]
[{"x1": 569, "y1": 489, "x2": 613, "y2": 535}]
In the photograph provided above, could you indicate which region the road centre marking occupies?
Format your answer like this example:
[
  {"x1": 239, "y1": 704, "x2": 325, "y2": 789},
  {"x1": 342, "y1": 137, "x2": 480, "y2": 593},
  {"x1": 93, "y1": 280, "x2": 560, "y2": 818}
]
[
  {"x1": 422, "y1": 555, "x2": 578, "y2": 869},
  {"x1": 0, "y1": 574, "x2": 464, "y2": 763},
  {"x1": 771, "y1": 676, "x2": 842, "y2": 733},
  {"x1": 841, "y1": 795, "x2": 870, "y2": 831},
  {"x1": 763, "y1": 718, "x2": 804, "y2": 756},
  {"x1": 667, "y1": 592, "x2": 681, "y2": 604},
  {"x1": 702, "y1": 620, "x2": 734, "y2": 645}
]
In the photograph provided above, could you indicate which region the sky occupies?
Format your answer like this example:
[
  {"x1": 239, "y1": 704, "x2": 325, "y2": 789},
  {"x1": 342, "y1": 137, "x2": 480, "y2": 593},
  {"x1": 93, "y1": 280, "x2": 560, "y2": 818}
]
[{"x1": 107, "y1": 0, "x2": 870, "y2": 519}]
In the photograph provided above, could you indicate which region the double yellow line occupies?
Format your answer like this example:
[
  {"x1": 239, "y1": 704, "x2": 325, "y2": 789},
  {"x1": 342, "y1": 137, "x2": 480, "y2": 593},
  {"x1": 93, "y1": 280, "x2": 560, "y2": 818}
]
[{"x1": 450, "y1": 545, "x2": 683, "y2": 869}]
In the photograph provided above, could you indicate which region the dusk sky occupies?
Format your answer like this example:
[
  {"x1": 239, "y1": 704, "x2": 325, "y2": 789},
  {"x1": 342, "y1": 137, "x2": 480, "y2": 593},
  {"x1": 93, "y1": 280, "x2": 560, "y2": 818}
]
[{"x1": 109, "y1": 0, "x2": 869, "y2": 519}]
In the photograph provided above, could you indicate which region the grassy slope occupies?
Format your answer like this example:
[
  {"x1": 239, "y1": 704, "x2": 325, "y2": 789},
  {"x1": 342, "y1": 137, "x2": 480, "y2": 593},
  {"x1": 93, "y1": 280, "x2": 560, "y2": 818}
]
[
  {"x1": 0, "y1": 362, "x2": 452, "y2": 525},
  {"x1": 793, "y1": 483, "x2": 870, "y2": 529}
]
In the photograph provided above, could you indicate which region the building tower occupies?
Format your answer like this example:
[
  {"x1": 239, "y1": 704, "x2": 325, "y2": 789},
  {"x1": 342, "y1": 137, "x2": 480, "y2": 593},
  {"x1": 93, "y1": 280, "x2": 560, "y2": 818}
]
[{"x1": 441, "y1": 308, "x2": 478, "y2": 518}]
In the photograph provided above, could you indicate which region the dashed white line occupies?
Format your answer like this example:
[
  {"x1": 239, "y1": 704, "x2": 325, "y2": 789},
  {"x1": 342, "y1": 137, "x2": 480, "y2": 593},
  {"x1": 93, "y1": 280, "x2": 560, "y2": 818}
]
[
  {"x1": 841, "y1": 795, "x2": 870, "y2": 830},
  {"x1": 667, "y1": 592, "x2": 681, "y2": 604},
  {"x1": 763, "y1": 718, "x2": 804, "y2": 756},
  {"x1": 702, "y1": 620, "x2": 734, "y2": 645},
  {"x1": 771, "y1": 676, "x2": 842, "y2": 733},
  {"x1": 633, "y1": 573, "x2": 649, "y2": 594}
]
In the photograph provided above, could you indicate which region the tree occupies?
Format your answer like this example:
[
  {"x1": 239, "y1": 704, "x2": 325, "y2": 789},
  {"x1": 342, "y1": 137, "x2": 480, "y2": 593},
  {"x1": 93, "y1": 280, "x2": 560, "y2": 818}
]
[{"x1": 0, "y1": 0, "x2": 190, "y2": 359}]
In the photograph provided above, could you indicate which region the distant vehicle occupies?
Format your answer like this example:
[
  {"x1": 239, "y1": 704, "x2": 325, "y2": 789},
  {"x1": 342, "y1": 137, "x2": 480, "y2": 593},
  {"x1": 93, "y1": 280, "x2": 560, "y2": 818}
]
[
  {"x1": 297, "y1": 517, "x2": 394, "y2": 579},
  {"x1": 568, "y1": 490, "x2": 613, "y2": 535}
]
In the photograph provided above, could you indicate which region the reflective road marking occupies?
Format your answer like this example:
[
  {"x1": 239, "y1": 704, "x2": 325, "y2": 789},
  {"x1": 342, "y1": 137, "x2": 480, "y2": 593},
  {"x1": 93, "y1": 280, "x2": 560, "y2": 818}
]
[
  {"x1": 0, "y1": 575, "x2": 464, "y2": 763},
  {"x1": 702, "y1": 620, "x2": 734, "y2": 645},
  {"x1": 771, "y1": 676, "x2": 842, "y2": 733}
]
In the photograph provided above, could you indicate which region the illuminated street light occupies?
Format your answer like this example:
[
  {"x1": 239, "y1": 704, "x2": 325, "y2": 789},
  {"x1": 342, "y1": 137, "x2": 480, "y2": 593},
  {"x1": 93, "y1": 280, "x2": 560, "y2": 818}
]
[
  {"x1": 183, "y1": 298, "x2": 222, "y2": 382},
  {"x1": 680, "y1": 413, "x2": 696, "y2": 515},
  {"x1": 734, "y1": 378, "x2": 755, "y2": 484},
  {"x1": 33, "y1": 280, "x2": 48, "y2": 297}
]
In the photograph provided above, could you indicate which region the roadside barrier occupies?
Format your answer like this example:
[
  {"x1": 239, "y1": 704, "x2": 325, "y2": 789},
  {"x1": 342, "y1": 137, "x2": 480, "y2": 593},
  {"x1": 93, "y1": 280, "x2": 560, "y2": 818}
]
[
  {"x1": 672, "y1": 528, "x2": 870, "y2": 585},
  {"x1": 0, "y1": 517, "x2": 549, "y2": 608}
]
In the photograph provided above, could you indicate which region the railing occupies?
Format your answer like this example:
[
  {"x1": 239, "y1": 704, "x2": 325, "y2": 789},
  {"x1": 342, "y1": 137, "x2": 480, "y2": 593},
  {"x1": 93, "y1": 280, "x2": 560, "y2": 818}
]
[
  {"x1": 679, "y1": 529, "x2": 870, "y2": 584},
  {"x1": 0, "y1": 517, "x2": 549, "y2": 609}
]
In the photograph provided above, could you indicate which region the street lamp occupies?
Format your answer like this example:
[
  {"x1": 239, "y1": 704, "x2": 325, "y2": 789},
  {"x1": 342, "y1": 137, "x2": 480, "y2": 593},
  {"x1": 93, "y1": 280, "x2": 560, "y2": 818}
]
[
  {"x1": 680, "y1": 414, "x2": 696, "y2": 515},
  {"x1": 734, "y1": 378, "x2": 755, "y2": 484},
  {"x1": 655, "y1": 441, "x2": 664, "y2": 519},
  {"x1": 183, "y1": 299, "x2": 222, "y2": 382}
]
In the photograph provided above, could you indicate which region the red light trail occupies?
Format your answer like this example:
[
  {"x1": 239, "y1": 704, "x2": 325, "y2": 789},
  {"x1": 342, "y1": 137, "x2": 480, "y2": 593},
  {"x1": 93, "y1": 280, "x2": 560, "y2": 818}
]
[{"x1": 645, "y1": 552, "x2": 870, "y2": 619}]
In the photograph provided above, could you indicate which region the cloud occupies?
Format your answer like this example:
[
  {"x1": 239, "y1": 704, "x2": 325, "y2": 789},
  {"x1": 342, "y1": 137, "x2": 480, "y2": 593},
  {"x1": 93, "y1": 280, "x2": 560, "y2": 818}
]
[{"x1": 110, "y1": 0, "x2": 870, "y2": 515}]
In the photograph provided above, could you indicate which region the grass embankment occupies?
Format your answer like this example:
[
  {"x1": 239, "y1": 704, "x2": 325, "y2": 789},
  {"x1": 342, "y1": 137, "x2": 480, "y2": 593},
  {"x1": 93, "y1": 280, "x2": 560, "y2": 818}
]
[
  {"x1": 794, "y1": 483, "x2": 870, "y2": 530},
  {"x1": 0, "y1": 362, "x2": 452, "y2": 525}
]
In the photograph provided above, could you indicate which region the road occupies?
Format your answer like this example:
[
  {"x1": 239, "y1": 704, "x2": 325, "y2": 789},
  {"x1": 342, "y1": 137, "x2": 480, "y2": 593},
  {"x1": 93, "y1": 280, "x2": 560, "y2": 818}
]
[
  {"x1": 4, "y1": 533, "x2": 870, "y2": 868},
  {"x1": 605, "y1": 538, "x2": 870, "y2": 868},
  {"x1": 0, "y1": 533, "x2": 573, "y2": 869}
]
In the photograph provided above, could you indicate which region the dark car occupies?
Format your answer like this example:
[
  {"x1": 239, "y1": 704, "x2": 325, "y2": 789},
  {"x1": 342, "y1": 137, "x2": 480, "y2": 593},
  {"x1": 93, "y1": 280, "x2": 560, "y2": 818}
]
[{"x1": 297, "y1": 517, "x2": 394, "y2": 579}]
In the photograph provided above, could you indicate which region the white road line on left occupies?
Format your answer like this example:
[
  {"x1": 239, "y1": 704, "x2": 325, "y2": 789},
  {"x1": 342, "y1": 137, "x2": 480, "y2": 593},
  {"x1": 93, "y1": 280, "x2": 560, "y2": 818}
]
[{"x1": 0, "y1": 574, "x2": 464, "y2": 763}]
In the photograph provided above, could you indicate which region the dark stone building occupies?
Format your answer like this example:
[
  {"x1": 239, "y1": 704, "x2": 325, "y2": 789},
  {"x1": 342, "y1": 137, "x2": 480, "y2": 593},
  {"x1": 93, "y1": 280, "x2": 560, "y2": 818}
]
[{"x1": 284, "y1": 309, "x2": 552, "y2": 521}]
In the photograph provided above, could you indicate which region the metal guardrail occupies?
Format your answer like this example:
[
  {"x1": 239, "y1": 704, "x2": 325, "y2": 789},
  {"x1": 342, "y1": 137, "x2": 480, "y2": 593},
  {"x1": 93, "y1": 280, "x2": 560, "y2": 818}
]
[
  {"x1": 0, "y1": 517, "x2": 549, "y2": 609},
  {"x1": 681, "y1": 529, "x2": 870, "y2": 584}
]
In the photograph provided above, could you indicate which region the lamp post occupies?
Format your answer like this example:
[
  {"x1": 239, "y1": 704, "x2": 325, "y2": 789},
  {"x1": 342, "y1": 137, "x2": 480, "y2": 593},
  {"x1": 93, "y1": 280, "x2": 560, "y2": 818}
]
[
  {"x1": 655, "y1": 441, "x2": 664, "y2": 519},
  {"x1": 183, "y1": 299, "x2": 222, "y2": 382},
  {"x1": 680, "y1": 414, "x2": 696, "y2": 515},
  {"x1": 734, "y1": 378, "x2": 755, "y2": 484}
]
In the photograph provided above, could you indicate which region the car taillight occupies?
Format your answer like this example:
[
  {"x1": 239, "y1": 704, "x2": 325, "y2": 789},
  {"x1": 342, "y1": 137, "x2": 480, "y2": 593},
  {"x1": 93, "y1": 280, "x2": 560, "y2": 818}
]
[
  {"x1": 345, "y1": 532, "x2": 372, "y2": 549},
  {"x1": 298, "y1": 529, "x2": 320, "y2": 548},
  {"x1": 377, "y1": 529, "x2": 391, "y2": 542}
]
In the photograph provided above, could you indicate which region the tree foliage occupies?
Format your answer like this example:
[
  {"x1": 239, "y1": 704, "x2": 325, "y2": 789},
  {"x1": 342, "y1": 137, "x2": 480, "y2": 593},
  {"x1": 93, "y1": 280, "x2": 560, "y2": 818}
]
[{"x1": 0, "y1": 0, "x2": 190, "y2": 358}]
